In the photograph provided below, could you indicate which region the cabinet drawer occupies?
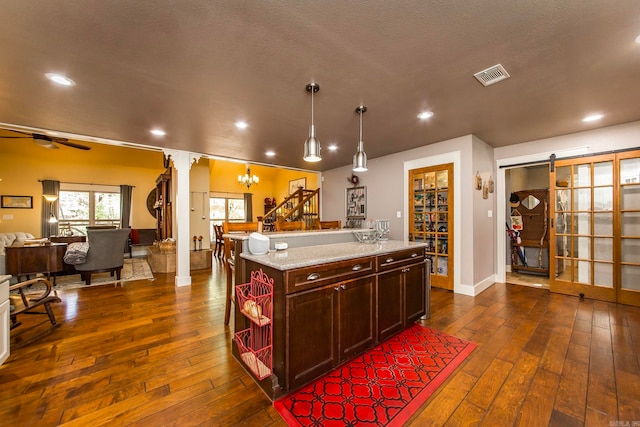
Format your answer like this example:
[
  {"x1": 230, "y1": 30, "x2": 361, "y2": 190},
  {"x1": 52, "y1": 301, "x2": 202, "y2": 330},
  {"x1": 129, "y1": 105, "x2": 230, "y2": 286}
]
[
  {"x1": 376, "y1": 248, "x2": 425, "y2": 272},
  {"x1": 285, "y1": 257, "x2": 374, "y2": 294}
]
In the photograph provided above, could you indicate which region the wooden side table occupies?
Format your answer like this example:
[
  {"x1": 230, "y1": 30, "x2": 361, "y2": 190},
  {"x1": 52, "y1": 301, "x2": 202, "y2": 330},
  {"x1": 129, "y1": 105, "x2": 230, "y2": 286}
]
[{"x1": 5, "y1": 243, "x2": 66, "y2": 283}]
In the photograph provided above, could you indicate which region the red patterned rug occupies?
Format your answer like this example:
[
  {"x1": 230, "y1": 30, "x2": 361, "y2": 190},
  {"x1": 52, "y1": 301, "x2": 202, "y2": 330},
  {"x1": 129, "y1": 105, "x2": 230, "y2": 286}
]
[{"x1": 274, "y1": 324, "x2": 476, "y2": 426}]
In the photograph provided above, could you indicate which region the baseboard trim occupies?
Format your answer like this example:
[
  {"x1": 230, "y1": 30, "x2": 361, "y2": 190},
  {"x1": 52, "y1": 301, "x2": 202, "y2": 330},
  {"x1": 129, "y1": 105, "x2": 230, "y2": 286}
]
[{"x1": 456, "y1": 274, "x2": 496, "y2": 296}]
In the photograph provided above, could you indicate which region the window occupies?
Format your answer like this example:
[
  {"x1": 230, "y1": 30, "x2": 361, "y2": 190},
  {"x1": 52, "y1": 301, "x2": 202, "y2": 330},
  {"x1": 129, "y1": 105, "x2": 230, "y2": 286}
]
[
  {"x1": 58, "y1": 184, "x2": 120, "y2": 235},
  {"x1": 209, "y1": 195, "x2": 245, "y2": 240}
]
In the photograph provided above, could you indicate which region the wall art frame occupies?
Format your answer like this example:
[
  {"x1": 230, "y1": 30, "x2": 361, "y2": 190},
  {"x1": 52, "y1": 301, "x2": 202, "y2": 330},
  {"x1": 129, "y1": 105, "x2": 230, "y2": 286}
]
[
  {"x1": 346, "y1": 186, "x2": 366, "y2": 219},
  {"x1": 1, "y1": 195, "x2": 33, "y2": 209},
  {"x1": 289, "y1": 177, "x2": 306, "y2": 194}
]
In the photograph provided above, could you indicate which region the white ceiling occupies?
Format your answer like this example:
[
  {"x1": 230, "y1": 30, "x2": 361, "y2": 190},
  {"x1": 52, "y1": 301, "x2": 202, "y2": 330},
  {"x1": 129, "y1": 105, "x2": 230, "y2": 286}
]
[{"x1": 1, "y1": 1, "x2": 639, "y2": 171}]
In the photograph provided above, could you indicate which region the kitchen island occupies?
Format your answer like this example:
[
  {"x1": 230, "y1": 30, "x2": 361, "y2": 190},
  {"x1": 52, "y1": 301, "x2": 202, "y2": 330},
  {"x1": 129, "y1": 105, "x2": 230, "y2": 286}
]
[{"x1": 230, "y1": 231, "x2": 430, "y2": 400}]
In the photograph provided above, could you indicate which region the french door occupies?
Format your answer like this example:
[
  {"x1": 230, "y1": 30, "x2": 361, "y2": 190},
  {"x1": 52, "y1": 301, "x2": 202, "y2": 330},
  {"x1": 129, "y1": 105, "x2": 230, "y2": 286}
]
[{"x1": 550, "y1": 150, "x2": 640, "y2": 307}]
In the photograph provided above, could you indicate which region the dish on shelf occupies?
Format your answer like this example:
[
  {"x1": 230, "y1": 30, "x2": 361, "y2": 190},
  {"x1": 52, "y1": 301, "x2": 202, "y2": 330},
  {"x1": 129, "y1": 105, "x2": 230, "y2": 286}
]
[{"x1": 353, "y1": 229, "x2": 381, "y2": 243}]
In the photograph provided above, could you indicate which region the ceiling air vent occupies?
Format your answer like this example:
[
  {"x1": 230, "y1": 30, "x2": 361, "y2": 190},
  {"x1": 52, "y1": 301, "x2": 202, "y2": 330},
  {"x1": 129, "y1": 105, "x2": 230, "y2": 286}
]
[{"x1": 474, "y1": 64, "x2": 510, "y2": 86}]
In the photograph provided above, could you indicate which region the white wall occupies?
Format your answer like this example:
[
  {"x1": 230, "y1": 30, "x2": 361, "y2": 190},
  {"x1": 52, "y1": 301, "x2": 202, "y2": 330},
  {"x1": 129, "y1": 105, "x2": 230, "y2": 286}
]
[
  {"x1": 322, "y1": 134, "x2": 479, "y2": 295},
  {"x1": 472, "y1": 136, "x2": 497, "y2": 293}
]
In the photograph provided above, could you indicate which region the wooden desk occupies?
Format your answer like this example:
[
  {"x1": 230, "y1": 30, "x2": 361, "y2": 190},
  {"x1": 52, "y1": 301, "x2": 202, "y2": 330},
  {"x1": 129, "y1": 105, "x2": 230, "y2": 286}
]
[{"x1": 5, "y1": 243, "x2": 67, "y2": 283}]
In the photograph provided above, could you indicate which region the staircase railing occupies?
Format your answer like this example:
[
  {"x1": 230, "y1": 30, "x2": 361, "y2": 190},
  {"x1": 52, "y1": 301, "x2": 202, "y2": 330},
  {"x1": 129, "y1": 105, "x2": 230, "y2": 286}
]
[{"x1": 263, "y1": 188, "x2": 320, "y2": 230}]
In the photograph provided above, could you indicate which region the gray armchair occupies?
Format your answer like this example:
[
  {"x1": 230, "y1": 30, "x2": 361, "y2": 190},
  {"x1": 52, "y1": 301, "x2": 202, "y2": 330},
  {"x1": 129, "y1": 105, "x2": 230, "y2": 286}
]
[{"x1": 74, "y1": 228, "x2": 131, "y2": 285}]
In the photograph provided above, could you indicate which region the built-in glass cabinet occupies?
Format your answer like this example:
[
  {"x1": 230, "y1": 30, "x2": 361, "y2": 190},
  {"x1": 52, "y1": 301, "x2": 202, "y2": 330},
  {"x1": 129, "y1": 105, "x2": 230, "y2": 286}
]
[{"x1": 409, "y1": 164, "x2": 453, "y2": 290}]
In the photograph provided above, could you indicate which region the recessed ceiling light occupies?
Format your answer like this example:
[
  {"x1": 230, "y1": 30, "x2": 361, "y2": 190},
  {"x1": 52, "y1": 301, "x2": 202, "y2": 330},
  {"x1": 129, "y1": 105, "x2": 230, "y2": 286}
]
[
  {"x1": 265, "y1": 151, "x2": 275, "y2": 157},
  {"x1": 45, "y1": 73, "x2": 76, "y2": 87},
  {"x1": 328, "y1": 144, "x2": 338, "y2": 151},
  {"x1": 582, "y1": 114, "x2": 604, "y2": 122},
  {"x1": 417, "y1": 111, "x2": 434, "y2": 120},
  {"x1": 235, "y1": 121, "x2": 248, "y2": 129},
  {"x1": 150, "y1": 129, "x2": 166, "y2": 136}
]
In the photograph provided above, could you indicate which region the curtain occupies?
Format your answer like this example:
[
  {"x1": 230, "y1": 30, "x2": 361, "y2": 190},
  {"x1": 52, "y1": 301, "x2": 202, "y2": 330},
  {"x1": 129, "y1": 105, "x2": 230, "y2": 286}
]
[
  {"x1": 120, "y1": 185, "x2": 133, "y2": 229},
  {"x1": 244, "y1": 193, "x2": 253, "y2": 222},
  {"x1": 41, "y1": 180, "x2": 60, "y2": 237}
]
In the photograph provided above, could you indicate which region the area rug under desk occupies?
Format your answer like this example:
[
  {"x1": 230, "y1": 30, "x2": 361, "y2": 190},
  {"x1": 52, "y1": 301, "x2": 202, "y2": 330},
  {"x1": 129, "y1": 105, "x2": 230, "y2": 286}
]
[
  {"x1": 52, "y1": 258, "x2": 154, "y2": 290},
  {"x1": 274, "y1": 324, "x2": 477, "y2": 427}
]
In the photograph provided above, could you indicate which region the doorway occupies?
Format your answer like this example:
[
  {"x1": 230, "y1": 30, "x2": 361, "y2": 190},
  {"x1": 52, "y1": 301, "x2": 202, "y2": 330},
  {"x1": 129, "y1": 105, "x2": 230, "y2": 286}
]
[{"x1": 504, "y1": 164, "x2": 551, "y2": 290}]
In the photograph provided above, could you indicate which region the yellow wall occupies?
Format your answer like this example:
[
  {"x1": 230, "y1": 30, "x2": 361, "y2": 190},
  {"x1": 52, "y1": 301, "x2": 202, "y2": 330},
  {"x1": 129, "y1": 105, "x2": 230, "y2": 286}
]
[
  {"x1": 0, "y1": 140, "x2": 164, "y2": 236},
  {"x1": 209, "y1": 160, "x2": 319, "y2": 221},
  {"x1": 0, "y1": 139, "x2": 321, "y2": 236}
]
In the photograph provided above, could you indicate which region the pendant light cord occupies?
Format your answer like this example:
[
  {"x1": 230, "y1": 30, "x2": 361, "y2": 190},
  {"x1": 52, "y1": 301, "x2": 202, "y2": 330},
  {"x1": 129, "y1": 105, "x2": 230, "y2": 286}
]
[{"x1": 359, "y1": 109, "x2": 363, "y2": 150}]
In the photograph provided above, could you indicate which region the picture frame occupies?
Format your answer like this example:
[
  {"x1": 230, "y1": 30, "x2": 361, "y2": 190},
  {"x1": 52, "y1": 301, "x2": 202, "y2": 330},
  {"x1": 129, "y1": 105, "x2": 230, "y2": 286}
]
[
  {"x1": 1, "y1": 195, "x2": 33, "y2": 209},
  {"x1": 289, "y1": 177, "x2": 306, "y2": 194},
  {"x1": 346, "y1": 186, "x2": 366, "y2": 219}
]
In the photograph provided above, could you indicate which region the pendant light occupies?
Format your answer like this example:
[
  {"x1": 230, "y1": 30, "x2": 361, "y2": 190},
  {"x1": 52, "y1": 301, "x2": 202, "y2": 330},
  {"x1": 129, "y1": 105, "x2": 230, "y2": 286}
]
[
  {"x1": 352, "y1": 105, "x2": 368, "y2": 172},
  {"x1": 303, "y1": 82, "x2": 322, "y2": 162}
]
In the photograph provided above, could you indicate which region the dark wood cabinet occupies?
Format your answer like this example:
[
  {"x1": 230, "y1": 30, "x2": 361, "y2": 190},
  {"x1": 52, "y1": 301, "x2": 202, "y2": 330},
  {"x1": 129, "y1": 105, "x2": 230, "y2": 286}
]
[
  {"x1": 5, "y1": 243, "x2": 66, "y2": 281},
  {"x1": 338, "y1": 276, "x2": 376, "y2": 360},
  {"x1": 287, "y1": 285, "x2": 337, "y2": 389},
  {"x1": 376, "y1": 248, "x2": 427, "y2": 341},
  {"x1": 286, "y1": 270, "x2": 375, "y2": 391},
  {"x1": 377, "y1": 268, "x2": 404, "y2": 341},
  {"x1": 240, "y1": 245, "x2": 427, "y2": 400}
]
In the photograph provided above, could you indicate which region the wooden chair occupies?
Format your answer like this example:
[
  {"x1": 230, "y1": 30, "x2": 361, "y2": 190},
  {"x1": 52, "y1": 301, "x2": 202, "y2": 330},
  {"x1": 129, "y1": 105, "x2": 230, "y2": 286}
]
[
  {"x1": 275, "y1": 220, "x2": 306, "y2": 231},
  {"x1": 312, "y1": 220, "x2": 342, "y2": 230},
  {"x1": 9, "y1": 277, "x2": 61, "y2": 331},
  {"x1": 223, "y1": 221, "x2": 260, "y2": 325},
  {"x1": 213, "y1": 224, "x2": 224, "y2": 258}
]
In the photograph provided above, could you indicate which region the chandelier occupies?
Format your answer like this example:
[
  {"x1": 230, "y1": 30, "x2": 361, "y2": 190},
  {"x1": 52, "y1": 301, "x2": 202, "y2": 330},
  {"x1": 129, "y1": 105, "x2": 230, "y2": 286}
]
[{"x1": 238, "y1": 165, "x2": 259, "y2": 189}]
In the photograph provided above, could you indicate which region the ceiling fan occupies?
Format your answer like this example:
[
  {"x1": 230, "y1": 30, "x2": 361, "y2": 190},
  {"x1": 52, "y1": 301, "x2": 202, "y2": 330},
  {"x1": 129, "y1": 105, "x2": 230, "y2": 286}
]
[{"x1": 0, "y1": 129, "x2": 91, "y2": 150}]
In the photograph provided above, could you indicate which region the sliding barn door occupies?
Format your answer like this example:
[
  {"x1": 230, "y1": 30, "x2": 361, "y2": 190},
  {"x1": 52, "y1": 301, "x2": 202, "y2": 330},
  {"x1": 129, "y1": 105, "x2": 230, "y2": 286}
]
[
  {"x1": 550, "y1": 150, "x2": 640, "y2": 307},
  {"x1": 616, "y1": 151, "x2": 640, "y2": 306}
]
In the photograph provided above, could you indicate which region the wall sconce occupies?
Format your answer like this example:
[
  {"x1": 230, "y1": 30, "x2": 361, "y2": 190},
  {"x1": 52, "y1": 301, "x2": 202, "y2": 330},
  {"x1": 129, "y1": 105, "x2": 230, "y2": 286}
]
[{"x1": 43, "y1": 194, "x2": 58, "y2": 223}]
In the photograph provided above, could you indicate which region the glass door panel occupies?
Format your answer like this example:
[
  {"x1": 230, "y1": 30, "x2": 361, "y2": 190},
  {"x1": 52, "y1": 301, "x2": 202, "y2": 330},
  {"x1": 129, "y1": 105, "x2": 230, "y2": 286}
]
[
  {"x1": 594, "y1": 262, "x2": 614, "y2": 288},
  {"x1": 621, "y1": 265, "x2": 640, "y2": 290}
]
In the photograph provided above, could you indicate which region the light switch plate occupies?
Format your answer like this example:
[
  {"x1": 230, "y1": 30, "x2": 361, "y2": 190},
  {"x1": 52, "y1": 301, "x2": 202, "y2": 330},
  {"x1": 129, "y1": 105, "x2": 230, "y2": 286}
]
[{"x1": 396, "y1": 211, "x2": 401, "y2": 218}]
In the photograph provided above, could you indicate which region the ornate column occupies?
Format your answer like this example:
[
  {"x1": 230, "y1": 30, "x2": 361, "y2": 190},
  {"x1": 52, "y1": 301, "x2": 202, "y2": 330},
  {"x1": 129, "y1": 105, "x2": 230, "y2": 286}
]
[{"x1": 163, "y1": 149, "x2": 202, "y2": 287}]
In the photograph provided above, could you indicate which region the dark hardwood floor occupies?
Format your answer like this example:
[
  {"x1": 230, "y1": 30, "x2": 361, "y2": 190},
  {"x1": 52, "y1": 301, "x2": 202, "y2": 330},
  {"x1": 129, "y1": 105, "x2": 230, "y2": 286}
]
[{"x1": 2, "y1": 259, "x2": 640, "y2": 426}]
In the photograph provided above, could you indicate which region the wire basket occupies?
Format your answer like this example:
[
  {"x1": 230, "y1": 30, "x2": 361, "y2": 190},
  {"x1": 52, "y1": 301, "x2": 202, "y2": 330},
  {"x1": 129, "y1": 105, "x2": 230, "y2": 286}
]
[
  {"x1": 235, "y1": 269, "x2": 273, "y2": 326},
  {"x1": 235, "y1": 328, "x2": 272, "y2": 380}
]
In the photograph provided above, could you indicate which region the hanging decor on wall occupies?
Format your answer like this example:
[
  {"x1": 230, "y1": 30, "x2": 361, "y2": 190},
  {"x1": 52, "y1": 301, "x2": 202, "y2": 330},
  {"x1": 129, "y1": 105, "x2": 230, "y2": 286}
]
[
  {"x1": 475, "y1": 171, "x2": 482, "y2": 190},
  {"x1": 488, "y1": 176, "x2": 494, "y2": 193},
  {"x1": 347, "y1": 174, "x2": 360, "y2": 187}
]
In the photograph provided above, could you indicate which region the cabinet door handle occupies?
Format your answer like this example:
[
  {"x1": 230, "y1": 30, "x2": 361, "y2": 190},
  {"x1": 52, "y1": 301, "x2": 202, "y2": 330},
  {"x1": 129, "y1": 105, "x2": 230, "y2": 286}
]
[
  {"x1": 340, "y1": 284, "x2": 346, "y2": 290},
  {"x1": 411, "y1": 253, "x2": 418, "y2": 258},
  {"x1": 385, "y1": 257, "x2": 394, "y2": 264},
  {"x1": 352, "y1": 264, "x2": 362, "y2": 271},
  {"x1": 307, "y1": 273, "x2": 321, "y2": 281},
  {"x1": 334, "y1": 286, "x2": 340, "y2": 291}
]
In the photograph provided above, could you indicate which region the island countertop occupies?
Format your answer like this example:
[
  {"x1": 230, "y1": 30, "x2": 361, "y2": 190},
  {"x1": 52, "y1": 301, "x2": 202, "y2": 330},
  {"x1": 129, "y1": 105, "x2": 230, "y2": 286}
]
[{"x1": 240, "y1": 240, "x2": 426, "y2": 270}]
